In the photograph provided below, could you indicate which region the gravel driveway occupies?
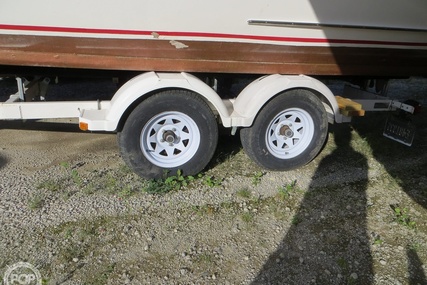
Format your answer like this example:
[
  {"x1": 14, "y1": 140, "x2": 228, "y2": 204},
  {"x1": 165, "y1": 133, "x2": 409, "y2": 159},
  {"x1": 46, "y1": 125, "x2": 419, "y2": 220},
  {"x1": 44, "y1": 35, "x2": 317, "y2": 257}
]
[{"x1": 0, "y1": 77, "x2": 426, "y2": 284}]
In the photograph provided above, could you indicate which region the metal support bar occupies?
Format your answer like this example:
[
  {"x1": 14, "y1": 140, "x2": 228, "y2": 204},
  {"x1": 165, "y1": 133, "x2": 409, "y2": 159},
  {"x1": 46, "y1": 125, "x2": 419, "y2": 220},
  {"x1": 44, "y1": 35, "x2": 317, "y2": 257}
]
[
  {"x1": 390, "y1": 101, "x2": 415, "y2": 114},
  {"x1": 0, "y1": 101, "x2": 111, "y2": 120},
  {"x1": 13, "y1": 77, "x2": 51, "y2": 102},
  {"x1": 342, "y1": 85, "x2": 415, "y2": 114},
  {"x1": 16, "y1": 77, "x2": 25, "y2": 101}
]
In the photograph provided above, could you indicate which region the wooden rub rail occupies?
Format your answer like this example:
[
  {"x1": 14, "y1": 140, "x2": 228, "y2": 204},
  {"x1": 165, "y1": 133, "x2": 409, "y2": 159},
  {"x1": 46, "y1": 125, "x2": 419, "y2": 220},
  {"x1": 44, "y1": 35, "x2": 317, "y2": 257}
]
[{"x1": 335, "y1": 96, "x2": 366, "y2": 117}]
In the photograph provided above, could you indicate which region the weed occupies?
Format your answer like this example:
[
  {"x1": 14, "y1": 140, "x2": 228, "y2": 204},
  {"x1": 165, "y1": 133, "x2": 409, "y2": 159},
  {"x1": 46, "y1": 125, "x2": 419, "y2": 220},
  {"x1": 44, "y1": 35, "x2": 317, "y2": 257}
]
[
  {"x1": 119, "y1": 164, "x2": 133, "y2": 175},
  {"x1": 117, "y1": 186, "x2": 134, "y2": 199},
  {"x1": 237, "y1": 188, "x2": 251, "y2": 199},
  {"x1": 37, "y1": 180, "x2": 61, "y2": 192},
  {"x1": 291, "y1": 215, "x2": 302, "y2": 225},
  {"x1": 391, "y1": 205, "x2": 416, "y2": 229},
  {"x1": 60, "y1": 244, "x2": 84, "y2": 262},
  {"x1": 337, "y1": 257, "x2": 349, "y2": 272},
  {"x1": 192, "y1": 204, "x2": 217, "y2": 216},
  {"x1": 408, "y1": 242, "x2": 422, "y2": 251},
  {"x1": 106, "y1": 175, "x2": 118, "y2": 194},
  {"x1": 250, "y1": 195, "x2": 262, "y2": 208},
  {"x1": 219, "y1": 201, "x2": 234, "y2": 211},
  {"x1": 71, "y1": 169, "x2": 83, "y2": 187},
  {"x1": 28, "y1": 194, "x2": 44, "y2": 210},
  {"x1": 252, "y1": 171, "x2": 264, "y2": 186},
  {"x1": 61, "y1": 189, "x2": 76, "y2": 200},
  {"x1": 64, "y1": 227, "x2": 74, "y2": 239},
  {"x1": 203, "y1": 176, "x2": 222, "y2": 187},
  {"x1": 241, "y1": 212, "x2": 254, "y2": 223},
  {"x1": 60, "y1": 161, "x2": 70, "y2": 169},
  {"x1": 197, "y1": 253, "x2": 214, "y2": 264},
  {"x1": 81, "y1": 262, "x2": 116, "y2": 285},
  {"x1": 277, "y1": 180, "x2": 297, "y2": 201},
  {"x1": 143, "y1": 170, "x2": 194, "y2": 194},
  {"x1": 164, "y1": 170, "x2": 191, "y2": 189},
  {"x1": 271, "y1": 204, "x2": 287, "y2": 220},
  {"x1": 83, "y1": 183, "x2": 96, "y2": 195},
  {"x1": 374, "y1": 237, "x2": 383, "y2": 246},
  {"x1": 59, "y1": 161, "x2": 84, "y2": 188}
]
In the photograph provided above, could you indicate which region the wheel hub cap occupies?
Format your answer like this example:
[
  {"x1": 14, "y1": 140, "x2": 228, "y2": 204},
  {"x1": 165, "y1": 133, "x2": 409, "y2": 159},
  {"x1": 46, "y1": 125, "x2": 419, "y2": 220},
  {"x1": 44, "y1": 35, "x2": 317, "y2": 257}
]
[
  {"x1": 141, "y1": 112, "x2": 200, "y2": 168},
  {"x1": 162, "y1": 129, "x2": 178, "y2": 144},
  {"x1": 266, "y1": 108, "x2": 314, "y2": 159},
  {"x1": 279, "y1": 124, "x2": 294, "y2": 138}
]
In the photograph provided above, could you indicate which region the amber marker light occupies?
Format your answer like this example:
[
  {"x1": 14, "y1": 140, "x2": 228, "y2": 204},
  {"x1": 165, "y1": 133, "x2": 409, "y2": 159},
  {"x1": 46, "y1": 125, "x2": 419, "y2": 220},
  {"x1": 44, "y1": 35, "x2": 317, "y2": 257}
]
[{"x1": 79, "y1": 122, "x2": 89, "y2": 131}]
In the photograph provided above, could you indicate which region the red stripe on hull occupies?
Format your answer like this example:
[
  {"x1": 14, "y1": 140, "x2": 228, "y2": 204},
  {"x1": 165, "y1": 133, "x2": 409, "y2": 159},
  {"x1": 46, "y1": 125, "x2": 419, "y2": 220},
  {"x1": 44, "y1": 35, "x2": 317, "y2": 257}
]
[{"x1": 1, "y1": 24, "x2": 427, "y2": 48}]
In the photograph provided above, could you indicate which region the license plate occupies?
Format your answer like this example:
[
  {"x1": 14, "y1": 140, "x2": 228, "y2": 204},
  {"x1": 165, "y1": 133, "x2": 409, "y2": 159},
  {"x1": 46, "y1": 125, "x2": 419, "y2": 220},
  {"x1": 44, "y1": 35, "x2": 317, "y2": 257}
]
[{"x1": 383, "y1": 116, "x2": 416, "y2": 146}]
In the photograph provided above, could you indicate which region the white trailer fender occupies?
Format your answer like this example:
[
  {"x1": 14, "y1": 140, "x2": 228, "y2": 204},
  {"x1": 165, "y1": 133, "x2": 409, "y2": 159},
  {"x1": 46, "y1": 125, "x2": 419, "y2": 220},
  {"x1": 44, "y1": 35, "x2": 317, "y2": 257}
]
[
  {"x1": 232, "y1": 74, "x2": 342, "y2": 126},
  {"x1": 101, "y1": 72, "x2": 231, "y2": 131}
]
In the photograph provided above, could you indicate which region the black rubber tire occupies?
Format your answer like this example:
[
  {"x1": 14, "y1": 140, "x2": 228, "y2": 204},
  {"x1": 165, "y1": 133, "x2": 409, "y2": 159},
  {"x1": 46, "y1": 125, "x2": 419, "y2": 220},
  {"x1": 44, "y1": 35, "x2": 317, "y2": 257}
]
[
  {"x1": 240, "y1": 89, "x2": 328, "y2": 171},
  {"x1": 118, "y1": 90, "x2": 218, "y2": 179}
]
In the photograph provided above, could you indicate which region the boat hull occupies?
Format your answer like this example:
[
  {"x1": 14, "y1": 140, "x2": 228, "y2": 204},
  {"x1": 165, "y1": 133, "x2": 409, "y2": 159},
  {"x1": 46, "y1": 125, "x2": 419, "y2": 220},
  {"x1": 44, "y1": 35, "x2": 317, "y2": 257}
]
[
  {"x1": 1, "y1": 0, "x2": 426, "y2": 76},
  {"x1": 1, "y1": 34, "x2": 427, "y2": 76}
]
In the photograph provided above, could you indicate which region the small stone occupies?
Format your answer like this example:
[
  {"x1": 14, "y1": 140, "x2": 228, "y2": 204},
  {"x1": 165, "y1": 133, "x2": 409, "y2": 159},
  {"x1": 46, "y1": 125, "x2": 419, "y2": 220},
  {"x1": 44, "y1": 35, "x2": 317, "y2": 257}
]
[
  {"x1": 380, "y1": 260, "x2": 387, "y2": 265},
  {"x1": 72, "y1": 258, "x2": 79, "y2": 263},
  {"x1": 350, "y1": 273, "x2": 358, "y2": 280},
  {"x1": 244, "y1": 256, "x2": 249, "y2": 261},
  {"x1": 212, "y1": 274, "x2": 216, "y2": 280},
  {"x1": 299, "y1": 257, "x2": 304, "y2": 264},
  {"x1": 325, "y1": 270, "x2": 331, "y2": 275}
]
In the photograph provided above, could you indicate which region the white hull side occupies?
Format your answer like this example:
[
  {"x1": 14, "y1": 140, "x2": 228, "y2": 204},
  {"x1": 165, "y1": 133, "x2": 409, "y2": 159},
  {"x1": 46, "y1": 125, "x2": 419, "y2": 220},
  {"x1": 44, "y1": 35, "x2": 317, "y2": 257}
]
[{"x1": 1, "y1": 0, "x2": 426, "y2": 49}]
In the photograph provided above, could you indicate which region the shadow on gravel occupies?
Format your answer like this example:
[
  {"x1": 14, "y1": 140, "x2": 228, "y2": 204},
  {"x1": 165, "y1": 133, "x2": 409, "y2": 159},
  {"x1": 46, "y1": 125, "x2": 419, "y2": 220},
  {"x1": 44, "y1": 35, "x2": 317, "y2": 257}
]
[
  {"x1": 408, "y1": 247, "x2": 427, "y2": 285},
  {"x1": 252, "y1": 125, "x2": 373, "y2": 284},
  {"x1": 0, "y1": 154, "x2": 8, "y2": 170},
  {"x1": 353, "y1": 111, "x2": 427, "y2": 210},
  {"x1": 205, "y1": 130, "x2": 244, "y2": 170},
  {"x1": 352, "y1": 111, "x2": 427, "y2": 285}
]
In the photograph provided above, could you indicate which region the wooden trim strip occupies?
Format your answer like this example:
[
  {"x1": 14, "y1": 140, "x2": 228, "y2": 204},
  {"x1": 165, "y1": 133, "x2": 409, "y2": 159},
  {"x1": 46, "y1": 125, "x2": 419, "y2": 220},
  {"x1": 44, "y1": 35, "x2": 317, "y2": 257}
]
[{"x1": 1, "y1": 35, "x2": 427, "y2": 76}]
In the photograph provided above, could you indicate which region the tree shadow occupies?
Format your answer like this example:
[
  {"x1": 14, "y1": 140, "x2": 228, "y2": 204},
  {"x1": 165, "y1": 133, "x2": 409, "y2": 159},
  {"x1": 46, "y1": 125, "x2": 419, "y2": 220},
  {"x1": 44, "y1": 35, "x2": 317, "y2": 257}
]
[{"x1": 252, "y1": 124, "x2": 373, "y2": 284}]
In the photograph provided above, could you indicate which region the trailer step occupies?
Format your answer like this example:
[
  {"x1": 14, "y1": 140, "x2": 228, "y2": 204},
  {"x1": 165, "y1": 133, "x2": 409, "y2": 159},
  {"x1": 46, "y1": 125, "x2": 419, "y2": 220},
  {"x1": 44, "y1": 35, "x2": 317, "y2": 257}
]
[{"x1": 335, "y1": 96, "x2": 366, "y2": 117}]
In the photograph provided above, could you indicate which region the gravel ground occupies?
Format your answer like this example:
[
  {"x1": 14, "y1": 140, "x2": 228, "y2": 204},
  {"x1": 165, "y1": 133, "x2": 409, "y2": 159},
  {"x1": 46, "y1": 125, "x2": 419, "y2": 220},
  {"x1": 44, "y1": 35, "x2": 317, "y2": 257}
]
[{"x1": 0, "y1": 77, "x2": 426, "y2": 284}]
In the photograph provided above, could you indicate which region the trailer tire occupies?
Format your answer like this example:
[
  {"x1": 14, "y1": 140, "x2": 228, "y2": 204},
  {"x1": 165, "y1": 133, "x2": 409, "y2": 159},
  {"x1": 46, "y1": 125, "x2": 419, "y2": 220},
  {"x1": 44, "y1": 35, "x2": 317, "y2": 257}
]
[
  {"x1": 118, "y1": 90, "x2": 218, "y2": 179},
  {"x1": 240, "y1": 89, "x2": 328, "y2": 171}
]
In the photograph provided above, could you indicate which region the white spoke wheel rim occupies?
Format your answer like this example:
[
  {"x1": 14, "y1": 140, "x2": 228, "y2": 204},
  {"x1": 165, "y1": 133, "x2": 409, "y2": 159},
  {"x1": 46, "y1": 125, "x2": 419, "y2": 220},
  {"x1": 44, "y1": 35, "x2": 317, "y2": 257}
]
[
  {"x1": 265, "y1": 108, "x2": 315, "y2": 159},
  {"x1": 141, "y1": 111, "x2": 200, "y2": 168}
]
